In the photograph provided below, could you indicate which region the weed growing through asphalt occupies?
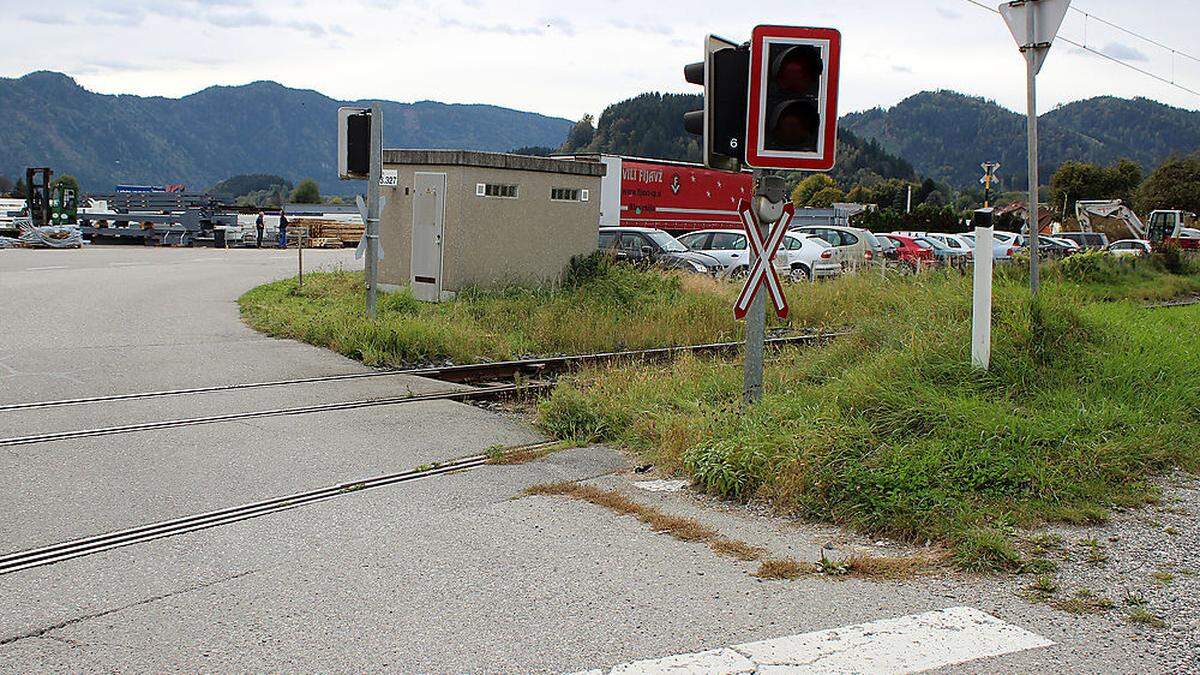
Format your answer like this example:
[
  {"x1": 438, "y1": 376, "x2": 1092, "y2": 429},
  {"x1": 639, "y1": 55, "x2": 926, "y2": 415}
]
[
  {"x1": 1152, "y1": 571, "x2": 1175, "y2": 586},
  {"x1": 1052, "y1": 588, "x2": 1116, "y2": 614},
  {"x1": 525, "y1": 481, "x2": 935, "y2": 581}
]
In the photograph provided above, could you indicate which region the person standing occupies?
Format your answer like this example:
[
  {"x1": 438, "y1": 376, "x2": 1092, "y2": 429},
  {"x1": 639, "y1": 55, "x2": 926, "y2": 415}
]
[
  {"x1": 277, "y1": 209, "x2": 289, "y2": 249},
  {"x1": 255, "y1": 211, "x2": 265, "y2": 248}
]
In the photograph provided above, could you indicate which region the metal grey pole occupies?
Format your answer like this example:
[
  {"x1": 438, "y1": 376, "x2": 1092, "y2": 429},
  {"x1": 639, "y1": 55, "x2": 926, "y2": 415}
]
[
  {"x1": 1025, "y1": 4, "x2": 1041, "y2": 296},
  {"x1": 365, "y1": 102, "x2": 383, "y2": 319},
  {"x1": 744, "y1": 168, "x2": 763, "y2": 403}
]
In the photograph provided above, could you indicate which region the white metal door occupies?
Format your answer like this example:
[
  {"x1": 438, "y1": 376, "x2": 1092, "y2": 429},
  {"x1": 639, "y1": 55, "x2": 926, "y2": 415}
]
[{"x1": 411, "y1": 172, "x2": 446, "y2": 301}]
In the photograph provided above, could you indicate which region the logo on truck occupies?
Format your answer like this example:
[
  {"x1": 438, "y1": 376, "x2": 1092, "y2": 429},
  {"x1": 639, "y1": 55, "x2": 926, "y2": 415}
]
[{"x1": 671, "y1": 173, "x2": 681, "y2": 195}]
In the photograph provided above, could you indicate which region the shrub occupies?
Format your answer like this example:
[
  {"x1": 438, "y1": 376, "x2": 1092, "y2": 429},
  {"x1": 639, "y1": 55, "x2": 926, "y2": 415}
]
[{"x1": 1059, "y1": 250, "x2": 1121, "y2": 284}]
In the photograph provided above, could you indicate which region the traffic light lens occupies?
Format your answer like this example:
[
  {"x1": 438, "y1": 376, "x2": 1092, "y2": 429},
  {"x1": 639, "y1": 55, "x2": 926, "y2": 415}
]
[
  {"x1": 771, "y1": 45, "x2": 822, "y2": 95},
  {"x1": 767, "y1": 100, "x2": 820, "y2": 151}
]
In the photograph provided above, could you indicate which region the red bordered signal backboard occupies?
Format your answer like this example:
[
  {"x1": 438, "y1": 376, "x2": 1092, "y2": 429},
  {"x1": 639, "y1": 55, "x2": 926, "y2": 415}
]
[{"x1": 744, "y1": 25, "x2": 841, "y2": 171}]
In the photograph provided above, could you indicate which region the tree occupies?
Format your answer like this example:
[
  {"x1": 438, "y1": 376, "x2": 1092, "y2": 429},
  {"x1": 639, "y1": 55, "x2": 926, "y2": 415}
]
[
  {"x1": 52, "y1": 174, "x2": 81, "y2": 198},
  {"x1": 0, "y1": 175, "x2": 12, "y2": 196},
  {"x1": 13, "y1": 178, "x2": 26, "y2": 199},
  {"x1": 808, "y1": 187, "x2": 846, "y2": 208},
  {"x1": 1049, "y1": 159, "x2": 1142, "y2": 214},
  {"x1": 557, "y1": 114, "x2": 596, "y2": 153},
  {"x1": 1135, "y1": 153, "x2": 1200, "y2": 215},
  {"x1": 846, "y1": 185, "x2": 875, "y2": 204},
  {"x1": 290, "y1": 178, "x2": 321, "y2": 204},
  {"x1": 791, "y1": 174, "x2": 836, "y2": 207}
]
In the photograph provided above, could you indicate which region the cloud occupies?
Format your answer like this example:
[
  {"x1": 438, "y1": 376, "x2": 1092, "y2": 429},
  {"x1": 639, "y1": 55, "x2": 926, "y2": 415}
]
[
  {"x1": 436, "y1": 16, "x2": 542, "y2": 36},
  {"x1": 892, "y1": 64, "x2": 914, "y2": 74},
  {"x1": 21, "y1": 12, "x2": 75, "y2": 24},
  {"x1": 1097, "y1": 42, "x2": 1150, "y2": 62},
  {"x1": 935, "y1": 6, "x2": 962, "y2": 20}
]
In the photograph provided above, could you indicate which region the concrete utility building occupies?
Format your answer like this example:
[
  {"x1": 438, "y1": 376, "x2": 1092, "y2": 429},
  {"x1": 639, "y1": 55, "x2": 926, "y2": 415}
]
[{"x1": 378, "y1": 150, "x2": 605, "y2": 301}]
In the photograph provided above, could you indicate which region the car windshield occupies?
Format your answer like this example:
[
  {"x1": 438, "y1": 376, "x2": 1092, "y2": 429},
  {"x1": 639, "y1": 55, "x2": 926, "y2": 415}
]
[
  {"x1": 913, "y1": 238, "x2": 934, "y2": 250},
  {"x1": 646, "y1": 230, "x2": 687, "y2": 253}
]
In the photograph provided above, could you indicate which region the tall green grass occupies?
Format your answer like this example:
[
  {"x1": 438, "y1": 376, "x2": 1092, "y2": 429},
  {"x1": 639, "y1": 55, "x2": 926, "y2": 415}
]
[
  {"x1": 238, "y1": 259, "x2": 742, "y2": 366},
  {"x1": 538, "y1": 266, "x2": 1200, "y2": 570}
]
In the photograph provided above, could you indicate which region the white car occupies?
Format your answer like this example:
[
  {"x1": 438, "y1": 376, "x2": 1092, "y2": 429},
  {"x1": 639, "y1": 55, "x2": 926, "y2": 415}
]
[
  {"x1": 914, "y1": 232, "x2": 974, "y2": 258},
  {"x1": 677, "y1": 229, "x2": 841, "y2": 281},
  {"x1": 1108, "y1": 239, "x2": 1151, "y2": 257}
]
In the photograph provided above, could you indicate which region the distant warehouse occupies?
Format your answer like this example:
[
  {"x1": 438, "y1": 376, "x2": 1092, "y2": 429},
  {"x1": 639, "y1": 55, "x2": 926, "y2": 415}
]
[{"x1": 378, "y1": 150, "x2": 605, "y2": 301}]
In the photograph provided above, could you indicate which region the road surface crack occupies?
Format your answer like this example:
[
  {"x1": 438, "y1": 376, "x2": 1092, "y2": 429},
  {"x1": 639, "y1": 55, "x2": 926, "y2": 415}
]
[{"x1": 0, "y1": 568, "x2": 258, "y2": 646}]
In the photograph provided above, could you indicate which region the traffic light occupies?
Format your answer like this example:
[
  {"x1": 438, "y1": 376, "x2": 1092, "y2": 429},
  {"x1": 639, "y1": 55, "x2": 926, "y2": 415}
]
[
  {"x1": 683, "y1": 35, "x2": 749, "y2": 172},
  {"x1": 338, "y1": 107, "x2": 371, "y2": 179},
  {"x1": 744, "y1": 26, "x2": 841, "y2": 171}
]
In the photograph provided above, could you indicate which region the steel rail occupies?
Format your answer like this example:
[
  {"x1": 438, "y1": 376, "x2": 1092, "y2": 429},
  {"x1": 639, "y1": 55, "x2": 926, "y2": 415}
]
[
  {"x1": 0, "y1": 333, "x2": 843, "y2": 413},
  {"x1": 0, "y1": 443, "x2": 557, "y2": 576},
  {"x1": 0, "y1": 383, "x2": 544, "y2": 448}
]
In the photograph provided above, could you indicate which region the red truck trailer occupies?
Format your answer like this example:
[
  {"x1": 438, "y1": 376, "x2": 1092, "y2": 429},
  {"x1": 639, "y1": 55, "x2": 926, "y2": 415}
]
[{"x1": 563, "y1": 154, "x2": 754, "y2": 234}]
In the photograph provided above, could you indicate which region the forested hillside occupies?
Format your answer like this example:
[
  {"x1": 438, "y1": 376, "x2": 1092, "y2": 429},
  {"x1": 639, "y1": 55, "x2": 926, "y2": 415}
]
[
  {"x1": 559, "y1": 92, "x2": 917, "y2": 184},
  {"x1": 842, "y1": 91, "x2": 1200, "y2": 189}
]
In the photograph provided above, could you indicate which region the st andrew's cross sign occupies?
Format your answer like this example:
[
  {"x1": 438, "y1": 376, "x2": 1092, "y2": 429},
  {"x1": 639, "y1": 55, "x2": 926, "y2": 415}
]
[{"x1": 733, "y1": 199, "x2": 793, "y2": 320}]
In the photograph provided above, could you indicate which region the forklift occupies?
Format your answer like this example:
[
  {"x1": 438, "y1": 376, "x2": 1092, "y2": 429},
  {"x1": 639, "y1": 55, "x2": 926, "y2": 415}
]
[{"x1": 24, "y1": 167, "x2": 79, "y2": 227}]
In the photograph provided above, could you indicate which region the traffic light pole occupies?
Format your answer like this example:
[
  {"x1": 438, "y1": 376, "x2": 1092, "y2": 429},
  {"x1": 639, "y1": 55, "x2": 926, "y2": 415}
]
[{"x1": 365, "y1": 102, "x2": 383, "y2": 319}]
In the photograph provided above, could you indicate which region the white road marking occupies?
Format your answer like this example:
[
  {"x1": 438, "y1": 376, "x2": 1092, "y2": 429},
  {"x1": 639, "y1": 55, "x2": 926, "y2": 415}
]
[
  {"x1": 24, "y1": 266, "x2": 68, "y2": 271},
  {"x1": 585, "y1": 607, "x2": 1053, "y2": 674}
]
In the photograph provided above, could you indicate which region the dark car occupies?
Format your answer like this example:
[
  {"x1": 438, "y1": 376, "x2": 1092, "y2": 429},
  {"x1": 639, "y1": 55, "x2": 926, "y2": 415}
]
[
  {"x1": 1058, "y1": 231, "x2": 1109, "y2": 251},
  {"x1": 598, "y1": 227, "x2": 720, "y2": 274}
]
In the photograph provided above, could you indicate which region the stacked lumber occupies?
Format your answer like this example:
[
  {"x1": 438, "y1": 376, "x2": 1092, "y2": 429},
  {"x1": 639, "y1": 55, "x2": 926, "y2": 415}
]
[{"x1": 292, "y1": 218, "x2": 364, "y2": 247}]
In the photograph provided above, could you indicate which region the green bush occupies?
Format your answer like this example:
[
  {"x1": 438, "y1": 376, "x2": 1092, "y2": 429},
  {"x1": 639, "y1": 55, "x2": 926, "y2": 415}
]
[{"x1": 1059, "y1": 250, "x2": 1121, "y2": 284}]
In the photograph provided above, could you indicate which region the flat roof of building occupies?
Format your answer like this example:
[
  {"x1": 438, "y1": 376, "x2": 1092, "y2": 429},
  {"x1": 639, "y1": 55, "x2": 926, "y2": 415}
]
[{"x1": 382, "y1": 149, "x2": 606, "y2": 177}]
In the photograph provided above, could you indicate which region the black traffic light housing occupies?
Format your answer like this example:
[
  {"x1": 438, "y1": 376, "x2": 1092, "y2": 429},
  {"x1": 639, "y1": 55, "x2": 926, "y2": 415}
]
[
  {"x1": 683, "y1": 35, "x2": 749, "y2": 172},
  {"x1": 338, "y1": 107, "x2": 372, "y2": 179}
]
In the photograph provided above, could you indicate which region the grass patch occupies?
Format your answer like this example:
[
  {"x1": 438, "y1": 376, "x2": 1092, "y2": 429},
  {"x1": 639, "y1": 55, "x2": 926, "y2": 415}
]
[
  {"x1": 756, "y1": 558, "x2": 814, "y2": 580},
  {"x1": 534, "y1": 263, "x2": 1200, "y2": 571},
  {"x1": 1127, "y1": 607, "x2": 1168, "y2": 628},
  {"x1": 239, "y1": 255, "x2": 744, "y2": 367},
  {"x1": 1052, "y1": 588, "x2": 1116, "y2": 614}
]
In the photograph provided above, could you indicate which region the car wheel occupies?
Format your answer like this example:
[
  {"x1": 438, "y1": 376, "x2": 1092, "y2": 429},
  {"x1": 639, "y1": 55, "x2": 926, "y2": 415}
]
[
  {"x1": 728, "y1": 266, "x2": 749, "y2": 280},
  {"x1": 788, "y1": 264, "x2": 811, "y2": 283}
]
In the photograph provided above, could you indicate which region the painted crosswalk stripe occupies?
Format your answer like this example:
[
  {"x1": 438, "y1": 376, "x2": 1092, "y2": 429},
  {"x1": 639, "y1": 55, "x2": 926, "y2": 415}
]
[{"x1": 584, "y1": 606, "x2": 1054, "y2": 674}]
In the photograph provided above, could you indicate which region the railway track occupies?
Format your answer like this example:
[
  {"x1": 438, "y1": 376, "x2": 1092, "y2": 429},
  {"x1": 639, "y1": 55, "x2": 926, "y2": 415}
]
[
  {"x1": 0, "y1": 333, "x2": 841, "y2": 413},
  {"x1": 0, "y1": 443, "x2": 556, "y2": 576},
  {"x1": 0, "y1": 333, "x2": 842, "y2": 574}
]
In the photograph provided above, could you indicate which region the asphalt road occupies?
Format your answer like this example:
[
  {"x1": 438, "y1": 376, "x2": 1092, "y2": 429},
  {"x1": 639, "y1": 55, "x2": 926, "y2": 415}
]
[{"x1": 0, "y1": 246, "x2": 1193, "y2": 672}]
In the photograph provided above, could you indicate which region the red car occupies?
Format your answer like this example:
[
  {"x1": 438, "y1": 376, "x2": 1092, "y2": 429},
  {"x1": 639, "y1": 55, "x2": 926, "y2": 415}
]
[{"x1": 878, "y1": 234, "x2": 936, "y2": 269}]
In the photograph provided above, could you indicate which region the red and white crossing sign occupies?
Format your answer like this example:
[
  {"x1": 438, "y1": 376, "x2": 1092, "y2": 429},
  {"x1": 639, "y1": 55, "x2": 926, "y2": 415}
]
[{"x1": 733, "y1": 199, "x2": 793, "y2": 320}]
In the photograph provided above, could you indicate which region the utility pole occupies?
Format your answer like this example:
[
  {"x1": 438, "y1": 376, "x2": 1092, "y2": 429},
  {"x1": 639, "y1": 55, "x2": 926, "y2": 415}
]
[
  {"x1": 365, "y1": 102, "x2": 383, "y2": 319},
  {"x1": 1000, "y1": 0, "x2": 1070, "y2": 297}
]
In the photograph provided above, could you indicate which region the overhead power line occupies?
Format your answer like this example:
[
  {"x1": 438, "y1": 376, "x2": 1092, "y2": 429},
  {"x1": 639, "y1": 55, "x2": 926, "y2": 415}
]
[
  {"x1": 1069, "y1": 6, "x2": 1200, "y2": 66},
  {"x1": 961, "y1": 0, "x2": 1200, "y2": 99}
]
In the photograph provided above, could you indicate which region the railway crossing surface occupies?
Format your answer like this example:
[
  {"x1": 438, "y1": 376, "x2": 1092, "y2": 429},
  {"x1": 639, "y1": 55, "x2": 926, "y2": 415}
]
[{"x1": 0, "y1": 247, "x2": 1192, "y2": 672}]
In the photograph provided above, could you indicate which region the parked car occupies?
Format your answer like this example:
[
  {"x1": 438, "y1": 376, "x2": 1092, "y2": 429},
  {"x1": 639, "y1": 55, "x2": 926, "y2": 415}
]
[
  {"x1": 915, "y1": 236, "x2": 971, "y2": 268},
  {"x1": 791, "y1": 225, "x2": 872, "y2": 270},
  {"x1": 877, "y1": 234, "x2": 935, "y2": 270},
  {"x1": 959, "y1": 231, "x2": 1017, "y2": 261},
  {"x1": 1038, "y1": 236, "x2": 1081, "y2": 258},
  {"x1": 1108, "y1": 239, "x2": 1152, "y2": 257},
  {"x1": 920, "y1": 233, "x2": 974, "y2": 258},
  {"x1": 598, "y1": 227, "x2": 720, "y2": 274},
  {"x1": 1058, "y1": 231, "x2": 1110, "y2": 251},
  {"x1": 677, "y1": 228, "x2": 841, "y2": 281}
]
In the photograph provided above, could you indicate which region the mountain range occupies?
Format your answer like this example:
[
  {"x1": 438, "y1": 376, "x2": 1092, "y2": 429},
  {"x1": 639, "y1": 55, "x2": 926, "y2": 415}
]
[
  {"x1": 2, "y1": 71, "x2": 1198, "y2": 197},
  {"x1": 0, "y1": 71, "x2": 572, "y2": 193},
  {"x1": 841, "y1": 91, "x2": 1200, "y2": 189}
]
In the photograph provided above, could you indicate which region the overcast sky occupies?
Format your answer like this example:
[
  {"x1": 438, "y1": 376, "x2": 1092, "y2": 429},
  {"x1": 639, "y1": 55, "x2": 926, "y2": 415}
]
[{"x1": 2, "y1": 0, "x2": 1197, "y2": 121}]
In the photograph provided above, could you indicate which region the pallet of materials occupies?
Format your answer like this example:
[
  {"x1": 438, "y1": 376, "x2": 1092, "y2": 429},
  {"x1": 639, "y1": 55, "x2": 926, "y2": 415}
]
[{"x1": 294, "y1": 218, "x2": 364, "y2": 247}]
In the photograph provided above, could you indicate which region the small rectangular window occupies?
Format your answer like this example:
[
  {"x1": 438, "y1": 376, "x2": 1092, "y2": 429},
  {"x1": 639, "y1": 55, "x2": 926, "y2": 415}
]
[
  {"x1": 581, "y1": 189, "x2": 589, "y2": 202},
  {"x1": 480, "y1": 183, "x2": 518, "y2": 199},
  {"x1": 551, "y1": 187, "x2": 581, "y2": 202}
]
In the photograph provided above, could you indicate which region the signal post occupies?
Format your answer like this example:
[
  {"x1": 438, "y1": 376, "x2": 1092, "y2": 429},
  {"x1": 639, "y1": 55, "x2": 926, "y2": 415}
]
[{"x1": 684, "y1": 25, "x2": 841, "y2": 404}]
